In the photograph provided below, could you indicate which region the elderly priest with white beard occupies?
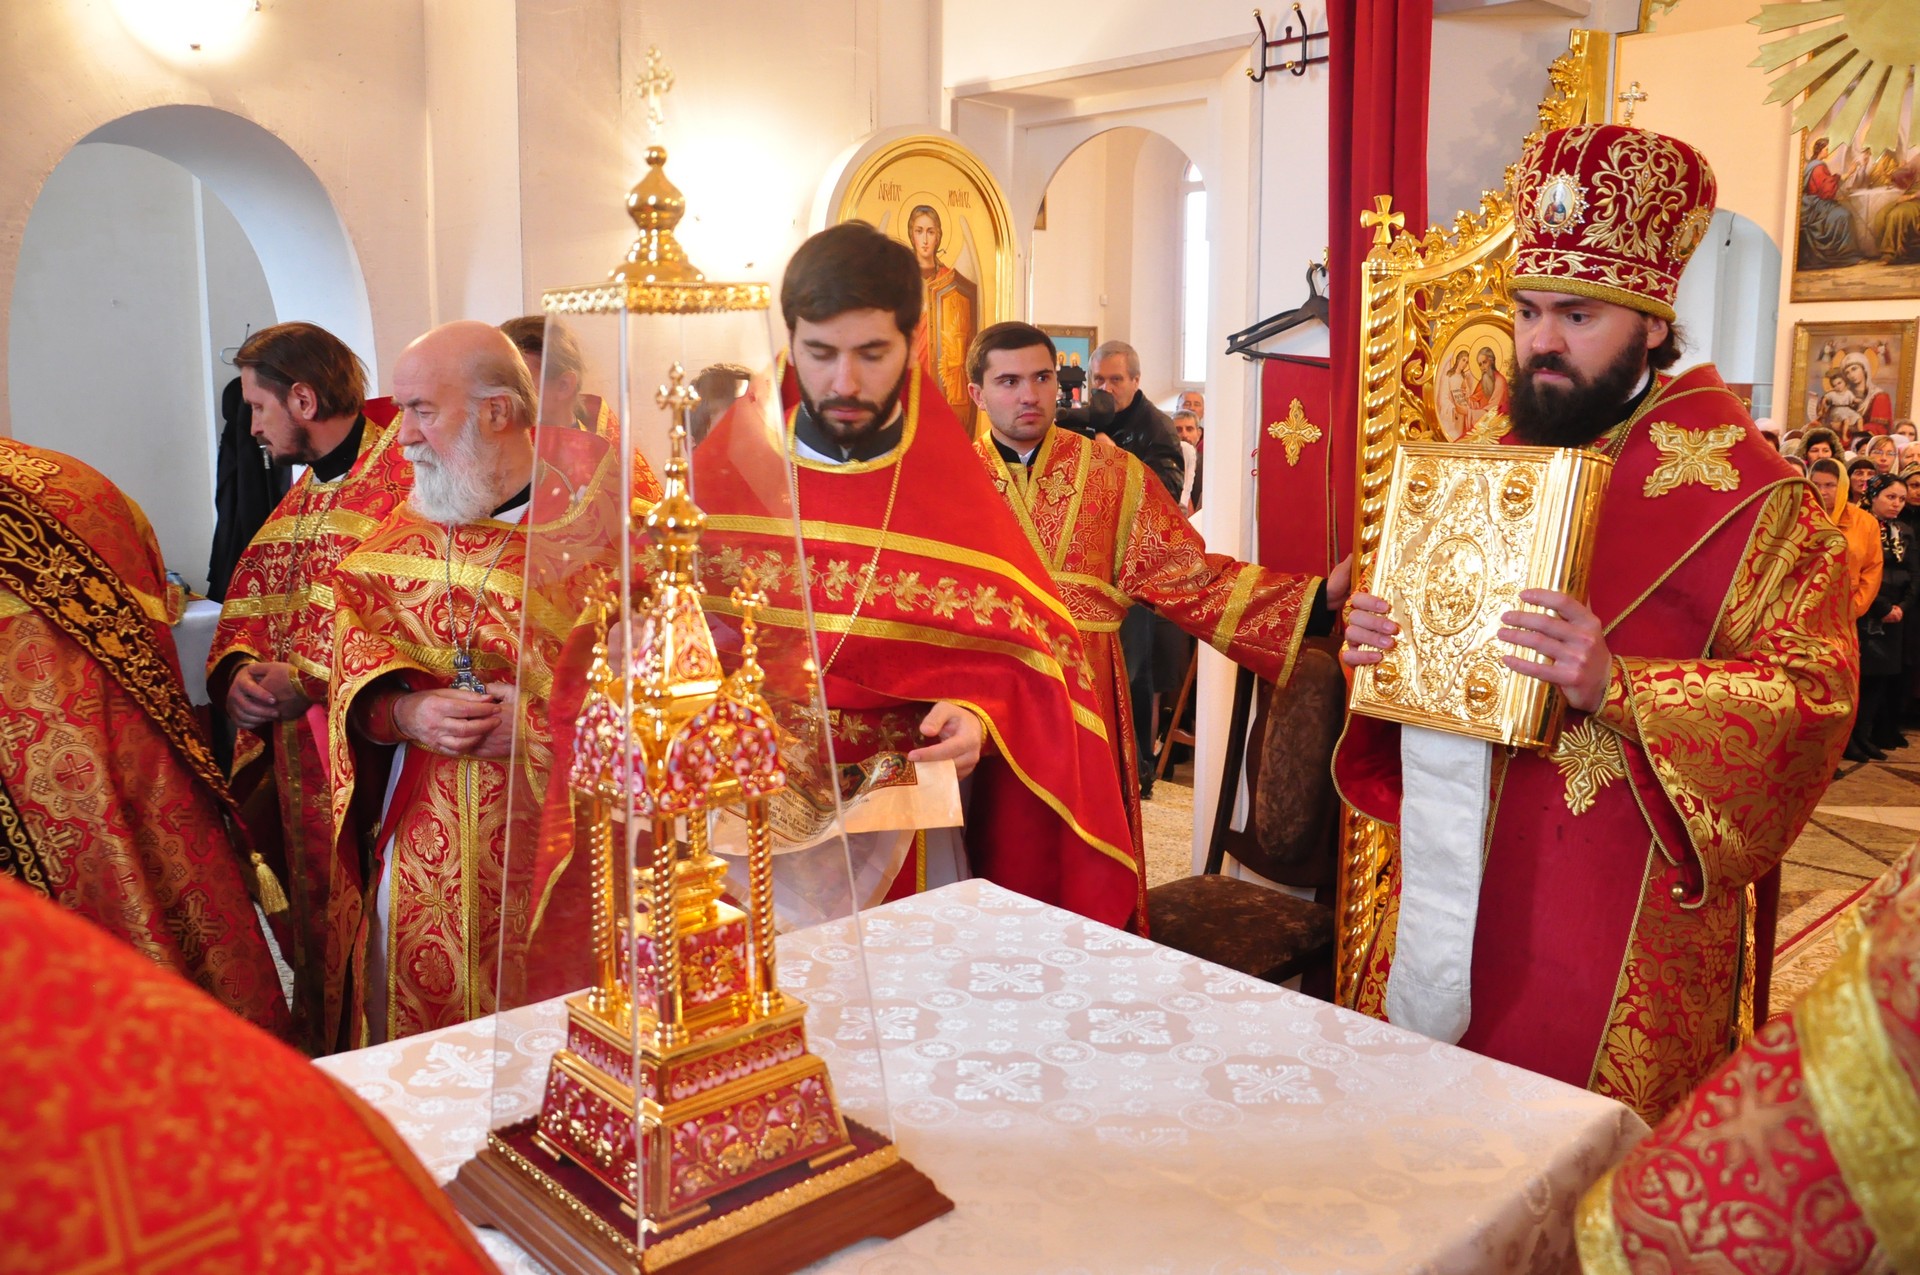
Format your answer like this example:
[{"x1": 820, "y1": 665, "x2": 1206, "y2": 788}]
[{"x1": 321, "y1": 321, "x2": 623, "y2": 1049}]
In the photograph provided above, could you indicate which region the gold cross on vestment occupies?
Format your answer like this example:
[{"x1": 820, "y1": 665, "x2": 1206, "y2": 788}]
[
  {"x1": 1616, "y1": 81, "x2": 1648, "y2": 125},
  {"x1": 1360, "y1": 195, "x2": 1404, "y2": 248},
  {"x1": 1266, "y1": 398, "x2": 1324, "y2": 466},
  {"x1": 636, "y1": 45, "x2": 675, "y2": 133}
]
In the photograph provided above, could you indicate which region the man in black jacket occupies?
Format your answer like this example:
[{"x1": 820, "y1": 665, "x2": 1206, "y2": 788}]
[
  {"x1": 1090, "y1": 341, "x2": 1184, "y2": 498},
  {"x1": 1090, "y1": 340, "x2": 1186, "y2": 796}
]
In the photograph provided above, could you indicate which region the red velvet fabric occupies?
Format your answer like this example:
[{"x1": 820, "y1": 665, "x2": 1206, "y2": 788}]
[
  {"x1": 1256, "y1": 355, "x2": 1337, "y2": 575},
  {"x1": 1327, "y1": 0, "x2": 1432, "y2": 560}
]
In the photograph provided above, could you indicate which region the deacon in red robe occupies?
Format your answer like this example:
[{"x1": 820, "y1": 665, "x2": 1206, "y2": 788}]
[
  {"x1": 0, "y1": 439, "x2": 288, "y2": 1035},
  {"x1": 1338, "y1": 125, "x2": 1856, "y2": 1125},
  {"x1": 965, "y1": 321, "x2": 1340, "y2": 908},
  {"x1": 206, "y1": 321, "x2": 412, "y2": 1053},
  {"x1": 1575, "y1": 842, "x2": 1920, "y2": 1273},
  {"x1": 325, "y1": 322, "x2": 633, "y2": 1048},
  {"x1": 696, "y1": 222, "x2": 1138, "y2": 928}
]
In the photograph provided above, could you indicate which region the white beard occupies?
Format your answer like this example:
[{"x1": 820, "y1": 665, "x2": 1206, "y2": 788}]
[{"x1": 405, "y1": 411, "x2": 503, "y2": 524}]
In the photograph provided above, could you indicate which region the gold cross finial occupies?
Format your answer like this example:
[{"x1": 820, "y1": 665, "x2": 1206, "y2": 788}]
[
  {"x1": 636, "y1": 45, "x2": 675, "y2": 134},
  {"x1": 1359, "y1": 195, "x2": 1404, "y2": 248},
  {"x1": 656, "y1": 362, "x2": 699, "y2": 432},
  {"x1": 1616, "y1": 81, "x2": 1647, "y2": 125}
]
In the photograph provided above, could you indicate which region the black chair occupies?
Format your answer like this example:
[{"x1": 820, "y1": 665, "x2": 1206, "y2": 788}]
[{"x1": 1143, "y1": 642, "x2": 1344, "y2": 993}]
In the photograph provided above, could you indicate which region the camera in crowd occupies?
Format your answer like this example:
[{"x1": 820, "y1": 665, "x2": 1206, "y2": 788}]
[{"x1": 1056, "y1": 387, "x2": 1118, "y2": 440}]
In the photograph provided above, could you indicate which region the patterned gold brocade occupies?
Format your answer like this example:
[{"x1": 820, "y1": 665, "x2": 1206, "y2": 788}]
[
  {"x1": 1798, "y1": 929, "x2": 1920, "y2": 1271},
  {"x1": 1606, "y1": 484, "x2": 1854, "y2": 902},
  {"x1": 0, "y1": 440, "x2": 287, "y2": 1035},
  {"x1": 1577, "y1": 844, "x2": 1920, "y2": 1274}
]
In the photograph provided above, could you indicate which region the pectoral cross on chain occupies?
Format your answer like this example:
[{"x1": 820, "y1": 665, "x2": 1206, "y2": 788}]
[{"x1": 1360, "y1": 195, "x2": 1404, "y2": 248}]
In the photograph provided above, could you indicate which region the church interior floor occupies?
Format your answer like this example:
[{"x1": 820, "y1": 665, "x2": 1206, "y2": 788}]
[{"x1": 1140, "y1": 750, "x2": 1920, "y2": 1023}]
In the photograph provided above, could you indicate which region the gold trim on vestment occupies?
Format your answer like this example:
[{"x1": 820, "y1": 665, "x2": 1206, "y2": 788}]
[
  {"x1": 1111, "y1": 461, "x2": 1147, "y2": 583},
  {"x1": 0, "y1": 588, "x2": 29, "y2": 620},
  {"x1": 1053, "y1": 437, "x2": 1093, "y2": 575},
  {"x1": 953, "y1": 696, "x2": 1135, "y2": 876},
  {"x1": 703, "y1": 515, "x2": 1078, "y2": 631},
  {"x1": 1573, "y1": 1164, "x2": 1633, "y2": 1275},
  {"x1": 1210, "y1": 568, "x2": 1261, "y2": 651},
  {"x1": 249, "y1": 508, "x2": 381, "y2": 544},
  {"x1": 708, "y1": 598, "x2": 1106, "y2": 743},
  {"x1": 1510, "y1": 273, "x2": 1676, "y2": 322},
  {"x1": 1798, "y1": 926, "x2": 1920, "y2": 1271}
]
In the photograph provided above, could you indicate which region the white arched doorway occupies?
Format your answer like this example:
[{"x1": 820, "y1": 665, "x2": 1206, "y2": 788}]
[
  {"x1": 1029, "y1": 126, "x2": 1207, "y2": 410},
  {"x1": 8, "y1": 105, "x2": 374, "y2": 592}
]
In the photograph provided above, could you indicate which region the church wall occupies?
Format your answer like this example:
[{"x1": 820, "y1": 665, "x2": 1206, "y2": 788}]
[
  {"x1": 7, "y1": 145, "x2": 275, "y2": 592},
  {"x1": 1029, "y1": 134, "x2": 1113, "y2": 333},
  {"x1": 0, "y1": 0, "x2": 433, "y2": 429},
  {"x1": 1129, "y1": 131, "x2": 1190, "y2": 403},
  {"x1": 425, "y1": 0, "x2": 526, "y2": 327},
  {"x1": 941, "y1": 3, "x2": 1258, "y2": 89},
  {"x1": 513, "y1": 0, "x2": 939, "y2": 317}
]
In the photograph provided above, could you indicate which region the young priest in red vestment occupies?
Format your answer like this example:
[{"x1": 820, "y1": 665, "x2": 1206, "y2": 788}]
[
  {"x1": 965, "y1": 321, "x2": 1345, "y2": 915},
  {"x1": 695, "y1": 222, "x2": 1139, "y2": 929},
  {"x1": 1338, "y1": 124, "x2": 1856, "y2": 1125},
  {"x1": 207, "y1": 321, "x2": 412, "y2": 1054}
]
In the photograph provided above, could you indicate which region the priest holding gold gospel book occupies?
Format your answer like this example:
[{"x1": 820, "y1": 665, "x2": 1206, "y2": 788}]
[{"x1": 1335, "y1": 124, "x2": 1857, "y2": 1126}]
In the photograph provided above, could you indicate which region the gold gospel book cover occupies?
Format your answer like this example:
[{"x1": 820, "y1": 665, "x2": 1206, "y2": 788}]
[{"x1": 1350, "y1": 440, "x2": 1613, "y2": 751}]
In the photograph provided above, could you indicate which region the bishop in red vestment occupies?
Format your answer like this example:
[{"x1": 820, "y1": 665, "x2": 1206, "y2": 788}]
[{"x1": 1338, "y1": 126, "x2": 1856, "y2": 1124}]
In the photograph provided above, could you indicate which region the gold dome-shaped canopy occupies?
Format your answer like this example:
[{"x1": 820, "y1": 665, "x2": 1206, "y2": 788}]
[{"x1": 542, "y1": 146, "x2": 770, "y2": 316}]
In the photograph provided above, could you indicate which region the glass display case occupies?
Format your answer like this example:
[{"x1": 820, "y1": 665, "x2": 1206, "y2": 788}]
[{"x1": 445, "y1": 141, "x2": 950, "y2": 1274}]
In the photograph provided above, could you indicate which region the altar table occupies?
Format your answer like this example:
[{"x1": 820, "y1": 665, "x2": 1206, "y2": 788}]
[{"x1": 316, "y1": 879, "x2": 1644, "y2": 1273}]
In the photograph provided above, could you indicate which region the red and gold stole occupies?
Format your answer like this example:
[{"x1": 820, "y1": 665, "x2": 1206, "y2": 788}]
[
  {"x1": 0, "y1": 440, "x2": 290, "y2": 1034},
  {"x1": 1337, "y1": 364, "x2": 1854, "y2": 1123},
  {"x1": 696, "y1": 369, "x2": 1140, "y2": 929},
  {"x1": 326, "y1": 429, "x2": 619, "y2": 1046}
]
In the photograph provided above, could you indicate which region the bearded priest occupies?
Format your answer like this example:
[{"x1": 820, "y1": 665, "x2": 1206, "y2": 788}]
[
  {"x1": 696, "y1": 222, "x2": 1139, "y2": 930},
  {"x1": 323, "y1": 321, "x2": 622, "y2": 1049},
  {"x1": 207, "y1": 321, "x2": 411, "y2": 1054},
  {"x1": 1337, "y1": 125, "x2": 1856, "y2": 1125}
]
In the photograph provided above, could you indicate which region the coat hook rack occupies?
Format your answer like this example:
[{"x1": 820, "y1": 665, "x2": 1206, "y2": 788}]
[{"x1": 1247, "y1": 5, "x2": 1328, "y2": 81}]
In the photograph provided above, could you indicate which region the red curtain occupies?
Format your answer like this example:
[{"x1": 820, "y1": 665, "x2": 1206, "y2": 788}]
[{"x1": 1326, "y1": 0, "x2": 1432, "y2": 563}]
